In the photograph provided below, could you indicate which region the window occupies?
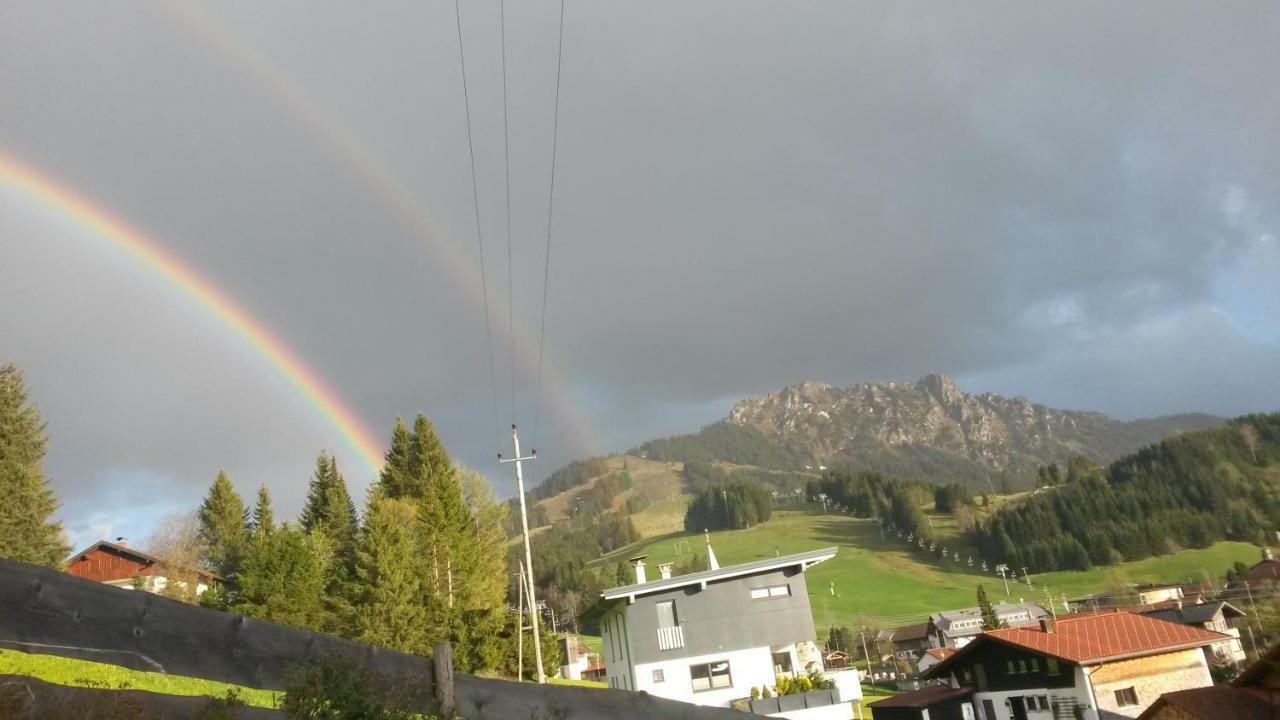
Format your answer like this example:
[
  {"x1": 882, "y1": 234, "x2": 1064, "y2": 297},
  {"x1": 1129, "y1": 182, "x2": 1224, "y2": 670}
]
[
  {"x1": 750, "y1": 584, "x2": 791, "y2": 599},
  {"x1": 1114, "y1": 687, "x2": 1139, "y2": 707},
  {"x1": 656, "y1": 601, "x2": 678, "y2": 628},
  {"x1": 1018, "y1": 660, "x2": 1028, "y2": 673},
  {"x1": 1029, "y1": 658, "x2": 1039, "y2": 673},
  {"x1": 690, "y1": 660, "x2": 732, "y2": 692},
  {"x1": 1046, "y1": 657, "x2": 1060, "y2": 676},
  {"x1": 1007, "y1": 661, "x2": 1017, "y2": 674},
  {"x1": 1026, "y1": 696, "x2": 1050, "y2": 711},
  {"x1": 652, "y1": 669, "x2": 665, "y2": 683},
  {"x1": 772, "y1": 651, "x2": 793, "y2": 675}
]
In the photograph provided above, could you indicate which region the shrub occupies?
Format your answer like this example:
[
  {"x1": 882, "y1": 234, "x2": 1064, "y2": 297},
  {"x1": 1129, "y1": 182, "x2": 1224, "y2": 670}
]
[{"x1": 282, "y1": 657, "x2": 434, "y2": 720}]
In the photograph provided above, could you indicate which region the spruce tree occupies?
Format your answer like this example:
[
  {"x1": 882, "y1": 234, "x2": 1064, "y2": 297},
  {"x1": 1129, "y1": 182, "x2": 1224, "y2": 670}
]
[
  {"x1": 251, "y1": 485, "x2": 275, "y2": 540},
  {"x1": 378, "y1": 418, "x2": 414, "y2": 500},
  {"x1": 301, "y1": 452, "x2": 357, "y2": 564},
  {"x1": 451, "y1": 468, "x2": 511, "y2": 671},
  {"x1": 977, "y1": 584, "x2": 1004, "y2": 630},
  {"x1": 348, "y1": 493, "x2": 427, "y2": 653},
  {"x1": 198, "y1": 471, "x2": 249, "y2": 578},
  {"x1": 0, "y1": 363, "x2": 69, "y2": 567},
  {"x1": 236, "y1": 523, "x2": 332, "y2": 630}
]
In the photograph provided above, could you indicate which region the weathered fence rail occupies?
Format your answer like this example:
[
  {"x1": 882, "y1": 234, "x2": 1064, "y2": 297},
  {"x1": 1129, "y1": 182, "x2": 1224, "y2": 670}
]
[
  {"x1": 0, "y1": 558, "x2": 748, "y2": 719},
  {"x1": 0, "y1": 556, "x2": 434, "y2": 692}
]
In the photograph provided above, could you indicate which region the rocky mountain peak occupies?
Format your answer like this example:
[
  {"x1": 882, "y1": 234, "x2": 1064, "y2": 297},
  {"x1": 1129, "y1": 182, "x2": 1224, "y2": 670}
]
[
  {"x1": 917, "y1": 372, "x2": 962, "y2": 407},
  {"x1": 726, "y1": 374, "x2": 1222, "y2": 477}
]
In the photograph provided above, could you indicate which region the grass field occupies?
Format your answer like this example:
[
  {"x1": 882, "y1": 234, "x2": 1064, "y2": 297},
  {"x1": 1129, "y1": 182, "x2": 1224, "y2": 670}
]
[
  {"x1": 596, "y1": 509, "x2": 1259, "y2": 629},
  {"x1": 857, "y1": 686, "x2": 898, "y2": 717},
  {"x1": 0, "y1": 648, "x2": 279, "y2": 708}
]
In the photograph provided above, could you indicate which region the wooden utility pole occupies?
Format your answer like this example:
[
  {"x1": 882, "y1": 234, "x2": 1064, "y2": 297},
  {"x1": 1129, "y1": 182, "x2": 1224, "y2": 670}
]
[
  {"x1": 517, "y1": 561, "x2": 526, "y2": 682},
  {"x1": 500, "y1": 424, "x2": 545, "y2": 683}
]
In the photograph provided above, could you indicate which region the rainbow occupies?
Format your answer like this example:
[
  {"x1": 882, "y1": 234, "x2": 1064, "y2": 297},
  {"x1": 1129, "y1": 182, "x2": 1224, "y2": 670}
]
[
  {"x1": 0, "y1": 148, "x2": 386, "y2": 474},
  {"x1": 156, "y1": 2, "x2": 601, "y2": 458}
]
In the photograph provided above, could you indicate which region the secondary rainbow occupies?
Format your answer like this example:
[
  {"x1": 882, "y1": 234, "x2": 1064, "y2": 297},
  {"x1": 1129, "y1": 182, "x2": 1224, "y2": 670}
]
[
  {"x1": 0, "y1": 147, "x2": 385, "y2": 474},
  {"x1": 157, "y1": 2, "x2": 601, "y2": 457}
]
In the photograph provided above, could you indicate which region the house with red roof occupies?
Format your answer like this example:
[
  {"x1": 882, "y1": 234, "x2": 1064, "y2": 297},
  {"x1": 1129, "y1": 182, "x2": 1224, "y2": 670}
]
[
  {"x1": 871, "y1": 612, "x2": 1226, "y2": 720},
  {"x1": 65, "y1": 538, "x2": 219, "y2": 598}
]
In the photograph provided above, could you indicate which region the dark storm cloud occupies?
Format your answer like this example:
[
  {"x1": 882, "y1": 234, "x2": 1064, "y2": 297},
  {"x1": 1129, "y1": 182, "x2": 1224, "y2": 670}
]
[{"x1": 1, "y1": 1, "x2": 1278, "y2": 546}]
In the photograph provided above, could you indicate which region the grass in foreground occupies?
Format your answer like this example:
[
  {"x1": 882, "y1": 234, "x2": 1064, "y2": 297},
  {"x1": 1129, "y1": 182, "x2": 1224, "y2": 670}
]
[
  {"x1": 0, "y1": 648, "x2": 280, "y2": 709},
  {"x1": 549, "y1": 677, "x2": 606, "y2": 688},
  {"x1": 596, "y1": 509, "x2": 1259, "y2": 627}
]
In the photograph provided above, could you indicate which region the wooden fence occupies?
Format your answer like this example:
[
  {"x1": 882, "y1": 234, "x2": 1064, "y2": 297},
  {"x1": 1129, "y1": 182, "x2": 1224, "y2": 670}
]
[{"x1": 0, "y1": 557, "x2": 746, "y2": 719}]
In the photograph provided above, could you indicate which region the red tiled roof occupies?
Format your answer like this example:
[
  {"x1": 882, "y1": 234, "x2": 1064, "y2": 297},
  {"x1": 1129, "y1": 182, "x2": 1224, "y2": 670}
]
[
  {"x1": 983, "y1": 612, "x2": 1226, "y2": 664},
  {"x1": 1137, "y1": 685, "x2": 1277, "y2": 720},
  {"x1": 923, "y1": 612, "x2": 1227, "y2": 680},
  {"x1": 868, "y1": 684, "x2": 972, "y2": 708},
  {"x1": 924, "y1": 647, "x2": 957, "y2": 661}
]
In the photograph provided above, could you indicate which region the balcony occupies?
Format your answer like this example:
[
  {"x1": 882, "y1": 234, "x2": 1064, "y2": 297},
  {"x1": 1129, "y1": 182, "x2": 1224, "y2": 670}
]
[{"x1": 656, "y1": 625, "x2": 686, "y2": 651}]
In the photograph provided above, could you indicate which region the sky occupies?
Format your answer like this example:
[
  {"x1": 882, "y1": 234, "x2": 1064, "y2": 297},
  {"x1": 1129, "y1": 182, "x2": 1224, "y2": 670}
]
[{"x1": 2, "y1": 1, "x2": 1278, "y2": 551}]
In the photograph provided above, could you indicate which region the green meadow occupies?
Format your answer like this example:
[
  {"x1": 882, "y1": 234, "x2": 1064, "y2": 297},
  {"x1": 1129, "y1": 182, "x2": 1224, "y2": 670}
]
[
  {"x1": 597, "y1": 509, "x2": 1258, "y2": 630},
  {"x1": 0, "y1": 648, "x2": 280, "y2": 708}
]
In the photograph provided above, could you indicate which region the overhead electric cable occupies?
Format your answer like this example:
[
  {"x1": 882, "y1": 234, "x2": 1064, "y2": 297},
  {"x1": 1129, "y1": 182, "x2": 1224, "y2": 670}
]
[
  {"x1": 501, "y1": 0, "x2": 517, "y2": 424},
  {"x1": 532, "y1": 0, "x2": 566, "y2": 449},
  {"x1": 455, "y1": 0, "x2": 502, "y2": 443}
]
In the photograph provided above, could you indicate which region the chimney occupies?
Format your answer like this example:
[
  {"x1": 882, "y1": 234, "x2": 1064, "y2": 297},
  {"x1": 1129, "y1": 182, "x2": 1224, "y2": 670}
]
[
  {"x1": 658, "y1": 563, "x2": 673, "y2": 580},
  {"x1": 115, "y1": 536, "x2": 128, "y2": 547},
  {"x1": 1039, "y1": 618, "x2": 1055, "y2": 634},
  {"x1": 630, "y1": 556, "x2": 648, "y2": 584}
]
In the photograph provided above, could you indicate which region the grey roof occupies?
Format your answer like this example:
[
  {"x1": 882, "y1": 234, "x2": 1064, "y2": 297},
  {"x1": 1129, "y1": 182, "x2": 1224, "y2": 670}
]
[
  {"x1": 1144, "y1": 601, "x2": 1245, "y2": 626},
  {"x1": 931, "y1": 602, "x2": 1048, "y2": 637},
  {"x1": 600, "y1": 546, "x2": 837, "y2": 601}
]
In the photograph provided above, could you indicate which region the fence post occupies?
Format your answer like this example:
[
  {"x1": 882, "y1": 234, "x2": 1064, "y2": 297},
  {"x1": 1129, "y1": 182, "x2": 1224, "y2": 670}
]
[{"x1": 433, "y1": 642, "x2": 454, "y2": 718}]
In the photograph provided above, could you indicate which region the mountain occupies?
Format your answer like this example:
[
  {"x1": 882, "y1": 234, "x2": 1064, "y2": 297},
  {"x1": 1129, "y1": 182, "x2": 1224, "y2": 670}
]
[{"x1": 641, "y1": 373, "x2": 1222, "y2": 484}]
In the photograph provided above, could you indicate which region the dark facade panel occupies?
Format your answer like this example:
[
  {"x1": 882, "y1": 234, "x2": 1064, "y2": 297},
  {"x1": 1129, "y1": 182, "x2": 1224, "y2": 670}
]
[{"x1": 625, "y1": 567, "x2": 816, "y2": 664}]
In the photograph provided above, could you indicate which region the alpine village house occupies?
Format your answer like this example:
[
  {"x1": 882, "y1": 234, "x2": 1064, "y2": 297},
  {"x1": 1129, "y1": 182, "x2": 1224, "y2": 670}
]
[
  {"x1": 65, "y1": 538, "x2": 219, "y2": 598},
  {"x1": 592, "y1": 540, "x2": 861, "y2": 720},
  {"x1": 870, "y1": 611, "x2": 1227, "y2": 720}
]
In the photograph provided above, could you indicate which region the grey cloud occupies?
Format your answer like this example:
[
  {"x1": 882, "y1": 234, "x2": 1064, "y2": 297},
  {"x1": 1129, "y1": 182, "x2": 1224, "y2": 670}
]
[{"x1": 1, "y1": 1, "x2": 1278, "y2": 542}]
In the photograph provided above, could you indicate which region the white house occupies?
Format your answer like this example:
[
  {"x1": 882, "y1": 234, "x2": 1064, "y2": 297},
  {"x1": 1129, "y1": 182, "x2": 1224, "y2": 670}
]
[
  {"x1": 591, "y1": 540, "x2": 859, "y2": 720},
  {"x1": 873, "y1": 612, "x2": 1227, "y2": 720}
]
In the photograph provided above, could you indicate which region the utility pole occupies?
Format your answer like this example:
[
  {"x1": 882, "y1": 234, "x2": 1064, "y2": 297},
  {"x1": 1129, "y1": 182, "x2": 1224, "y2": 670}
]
[
  {"x1": 996, "y1": 564, "x2": 1010, "y2": 596},
  {"x1": 517, "y1": 561, "x2": 526, "y2": 682},
  {"x1": 500, "y1": 424, "x2": 545, "y2": 683},
  {"x1": 859, "y1": 630, "x2": 873, "y2": 678}
]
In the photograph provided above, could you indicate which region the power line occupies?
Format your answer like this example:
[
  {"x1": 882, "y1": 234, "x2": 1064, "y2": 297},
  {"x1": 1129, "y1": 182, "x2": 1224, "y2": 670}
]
[
  {"x1": 501, "y1": 0, "x2": 516, "y2": 425},
  {"x1": 455, "y1": 0, "x2": 502, "y2": 444},
  {"x1": 532, "y1": 0, "x2": 566, "y2": 449}
]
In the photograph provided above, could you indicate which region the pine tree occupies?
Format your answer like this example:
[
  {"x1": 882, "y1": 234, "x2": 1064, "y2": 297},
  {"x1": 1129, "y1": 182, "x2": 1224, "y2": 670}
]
[
  {"x1": 977, "y1": 584, "x2": 1004, "y2": 630},
  {"x1": 300, "y1": 452, "x2": 357, "y2": 564},
  {"x1": 0, "y1": 363, "x2": 69, "y2": 567},
  {"x1": 348, "y1": 493, "x2": 427, "y2": 653},
  {"x1": 450, "y1": 468, "x2": 511, "y2": 671},
  {"x1": 378, "y1": 418, "x2": 415, "y2": 500},
  {"x1": 251, "y1": 485, "x2": 275, "y2": 540},
  {"x1": 236, "y1": 523, "x2": 332, "y2": 630},
  {"x1": 198, "y1": 471, "x2": 249, "y2": 578}
]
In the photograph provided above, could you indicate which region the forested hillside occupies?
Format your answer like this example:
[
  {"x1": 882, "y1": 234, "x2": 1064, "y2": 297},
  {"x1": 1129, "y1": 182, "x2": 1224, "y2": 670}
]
[
  {"x1": 972, "y1": 414, "x2": 1280, "y2": 572},
  {"x1": 636, "y1": 422, "x2": 804, "y2": 470}
]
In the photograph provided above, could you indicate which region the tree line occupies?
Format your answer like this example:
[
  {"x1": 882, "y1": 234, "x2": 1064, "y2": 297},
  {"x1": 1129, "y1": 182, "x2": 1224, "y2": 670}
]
[
  {"x1": 192, "y1": 415, "x2": 536, "y2": 674},
  {"x1": 971, "y1": 415, "x2": 1280, "y2": 572},
  {"x1": 0, "y1": 363, "x2": 555, "y2": 678}
]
